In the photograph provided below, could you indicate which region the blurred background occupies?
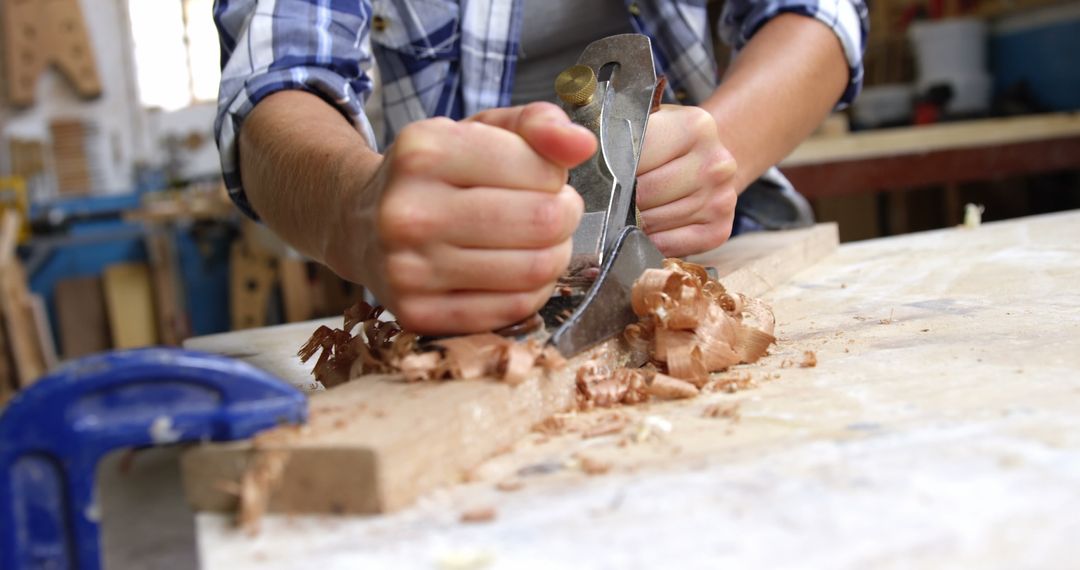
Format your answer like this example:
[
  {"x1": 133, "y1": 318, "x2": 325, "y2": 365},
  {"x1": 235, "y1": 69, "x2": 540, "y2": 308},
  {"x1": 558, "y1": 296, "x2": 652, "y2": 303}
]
[{"x1": 0, "y1": 0, "x2": 1077, "y2": 395}]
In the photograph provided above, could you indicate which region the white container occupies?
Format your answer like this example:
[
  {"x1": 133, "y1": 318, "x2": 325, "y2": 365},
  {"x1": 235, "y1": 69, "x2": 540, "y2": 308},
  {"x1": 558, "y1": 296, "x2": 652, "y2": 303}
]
[
  {"x1": 909, "y1": 18, "x2": 991, "y2": 113},
  {"x1": 909, "y1": 18, "x2": 988, "y2": 80},
  {"x1": 853, "y1": 84, "x2": 914, "y2": 126}
]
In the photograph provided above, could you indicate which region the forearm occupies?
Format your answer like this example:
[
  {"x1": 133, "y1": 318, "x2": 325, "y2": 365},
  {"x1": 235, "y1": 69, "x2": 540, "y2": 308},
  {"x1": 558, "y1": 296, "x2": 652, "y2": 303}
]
[
  {"x1": 238, "y1": 90, "x2": 382, "y2": 270},
  {"x1": 702, "y1": 13, "x2": 848, "y2": 191}
]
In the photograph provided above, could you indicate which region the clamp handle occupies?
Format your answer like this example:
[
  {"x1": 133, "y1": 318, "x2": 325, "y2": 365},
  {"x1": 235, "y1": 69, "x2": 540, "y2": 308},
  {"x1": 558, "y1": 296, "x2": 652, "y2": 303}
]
[{"x1": 0, "y1": 348, "x2": 307, "y2": 570}]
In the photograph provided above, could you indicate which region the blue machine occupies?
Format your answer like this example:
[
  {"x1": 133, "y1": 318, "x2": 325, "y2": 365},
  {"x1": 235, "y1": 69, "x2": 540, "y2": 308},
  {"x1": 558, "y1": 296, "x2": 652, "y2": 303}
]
[{"x1": 0, "y1": 348, "x2": 306, "y2": 570}]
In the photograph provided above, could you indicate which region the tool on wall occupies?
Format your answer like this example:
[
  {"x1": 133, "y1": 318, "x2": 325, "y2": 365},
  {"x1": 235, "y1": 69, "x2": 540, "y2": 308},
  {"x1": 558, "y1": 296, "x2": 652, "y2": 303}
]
[
  {"x1": 536, "y1": 34, "x2": 667, "y2": 357},
  {"x1": 0, "y1": 348, "x2": 306, "y2": 570},
  {"x1": 2, "y1": 0, "x2": 103, "y2": 106}
]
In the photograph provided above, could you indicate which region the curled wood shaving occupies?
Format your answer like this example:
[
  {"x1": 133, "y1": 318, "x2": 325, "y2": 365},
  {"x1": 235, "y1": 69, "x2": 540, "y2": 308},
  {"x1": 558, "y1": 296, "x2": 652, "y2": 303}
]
[
  {"x1": 236, "y1": 449, "x2": 290, "y2": 535},
  {"x1": 300, "y1": 302, "x2": 565, "y2": 387},
  {"x1": 298, "y1": 301, "x2": 416, "y2": 388},
  {"x1": 575, "y1": 258, "x2": 776, "y2": 409},
  {"x1": 630, "y1": 259, "x2": 775, "y2": 380}
]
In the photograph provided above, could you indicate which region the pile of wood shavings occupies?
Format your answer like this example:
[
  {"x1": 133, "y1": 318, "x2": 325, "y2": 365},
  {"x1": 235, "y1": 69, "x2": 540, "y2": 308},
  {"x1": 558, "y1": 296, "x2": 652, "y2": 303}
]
[
  {"x1": 299, "y1": 301, "x2": 565, "y2": 388},
  {"x1": 575, "y1": 258, "x2": 776, "y2": 409},
  {"x1": 298, "y1": 259, "x2": 775, "y2": 403}
]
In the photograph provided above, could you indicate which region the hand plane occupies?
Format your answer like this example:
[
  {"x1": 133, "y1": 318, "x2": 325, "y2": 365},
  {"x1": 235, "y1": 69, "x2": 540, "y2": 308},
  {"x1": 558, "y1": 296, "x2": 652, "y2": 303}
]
[{"x1": 538, "y1": 34, "x2": 667, "y2": 357}]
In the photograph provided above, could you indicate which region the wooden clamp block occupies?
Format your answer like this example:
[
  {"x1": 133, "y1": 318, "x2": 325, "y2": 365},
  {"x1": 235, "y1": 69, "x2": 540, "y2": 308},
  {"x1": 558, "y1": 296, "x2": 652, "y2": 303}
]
[{"x1": 3, "y1": 0, "x2": 103, "y2": 106}]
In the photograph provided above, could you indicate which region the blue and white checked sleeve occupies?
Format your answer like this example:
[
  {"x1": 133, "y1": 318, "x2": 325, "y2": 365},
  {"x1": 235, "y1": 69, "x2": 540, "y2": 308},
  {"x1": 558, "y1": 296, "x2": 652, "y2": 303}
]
[
  {"x1": 719, "y1": 0, "x2": 870, "y2": 107},
  {"x1": 213, "y1": 0, "x2": 379, "y2": 218}
]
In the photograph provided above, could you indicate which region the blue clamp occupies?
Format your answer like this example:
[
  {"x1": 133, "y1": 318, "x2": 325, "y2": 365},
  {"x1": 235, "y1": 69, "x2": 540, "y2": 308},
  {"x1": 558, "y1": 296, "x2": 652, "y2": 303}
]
[{"x1": 0, "y1": 348, "x2": 307, "y2": 570}]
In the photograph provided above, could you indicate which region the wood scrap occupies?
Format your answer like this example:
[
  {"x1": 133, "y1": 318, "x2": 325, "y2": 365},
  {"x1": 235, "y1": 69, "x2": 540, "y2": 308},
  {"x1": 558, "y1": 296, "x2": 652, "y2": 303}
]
[
  {"x1": 0, "y1": 211, "x2": 47, "y2": 387},
  {"x1": 55, "y1": 276, "x2": 110, "y2": 358},
  {"x1": 3, "y1": 0, "x2": 102, "y2": 106},
  {"x1": 103, "y1": 263, "x2": 159, "y2": 349}
]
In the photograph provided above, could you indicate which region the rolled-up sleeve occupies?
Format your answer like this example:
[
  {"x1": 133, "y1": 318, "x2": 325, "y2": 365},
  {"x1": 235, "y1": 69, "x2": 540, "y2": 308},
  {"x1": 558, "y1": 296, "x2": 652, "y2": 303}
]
[
  {"x1": 718, "y1": 0, "x2": 869, "y2": 107},
  {"x1": 213, "y1": 0, "x2": 379, "y2": 218}
]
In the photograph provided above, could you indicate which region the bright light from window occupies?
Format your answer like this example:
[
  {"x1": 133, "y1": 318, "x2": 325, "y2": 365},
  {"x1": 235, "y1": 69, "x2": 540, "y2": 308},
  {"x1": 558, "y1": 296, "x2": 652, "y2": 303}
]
[
  {"x1": 128, "y1": 0, "x2": 220, "y2": 111},
  {"x1": 185, "y1": 0, "x2": 221, "y2": 102}
]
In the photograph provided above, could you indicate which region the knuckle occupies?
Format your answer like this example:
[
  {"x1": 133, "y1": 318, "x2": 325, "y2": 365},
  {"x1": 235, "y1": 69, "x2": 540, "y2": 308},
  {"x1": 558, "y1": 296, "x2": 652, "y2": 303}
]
[
  {"x1": 521, "y1": 247, "x2": 563, "y2": 288},
  {"x1": 393, "y1": 299, "x2": 436, "y2": 332},
  {"x1": 378, "y1": 196, "x2": 438, "y2": 245},
  {"x1": 690, "y1": 107, "x2": 717, "y2": 136},
  {"x1": 503, "y1": 291, "x2": 543, "y2": 323},
  {"x1": 699, "y1": 221, "x2": 732, "y2": 251},
  {"x1": 393, "y1": 121, "x2": 452, "y2": 175},
  {"x1": 530, "y1": 197, "x2": 565, "y2": 242},
  {"x1": 384, "y1": 254, "x2": 426, "y2": 292}
]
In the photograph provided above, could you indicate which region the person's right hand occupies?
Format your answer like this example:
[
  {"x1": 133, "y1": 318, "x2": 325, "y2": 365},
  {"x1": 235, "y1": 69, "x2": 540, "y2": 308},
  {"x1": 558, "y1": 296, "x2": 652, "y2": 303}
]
[{"x1": 326, "y1": 102, "x2": 597, "y2": 335}]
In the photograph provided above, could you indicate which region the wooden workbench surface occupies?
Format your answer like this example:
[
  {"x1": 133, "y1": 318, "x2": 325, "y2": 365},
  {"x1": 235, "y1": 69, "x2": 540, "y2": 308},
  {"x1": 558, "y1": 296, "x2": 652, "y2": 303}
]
[
  {"x1": 194, "y1": 211, "x2": 1080, "y2": 568},
  {"x1": 781, "y1": 112, "x2": 1080, "y2": 167}
]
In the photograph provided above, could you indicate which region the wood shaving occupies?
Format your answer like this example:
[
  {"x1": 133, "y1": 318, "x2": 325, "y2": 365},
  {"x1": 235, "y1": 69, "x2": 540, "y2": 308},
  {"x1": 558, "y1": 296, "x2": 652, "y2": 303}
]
[
  {"x1": 236, "y1": 449, "x2": 290, "y2": 535},
  {"x1": 533, "y1": 415, "x2": 568, "y2": 436},
  {"x1": 300, "y1": 302, "x2": 565, "y2": 387},
  {"x1": 574, "y1": 453, "x2": 613, "y2": 475},
  {"x1": 800, "y1": 350, "x2": 818, "y2": 368},
  {"x1": 495, "y1": 479, "x2": 525, "y2": 492},
  {"x1": 459, "y1": 506, "x2": 497, "y2": 523},
  {"x1": 705, "y1": 372, "x2": 755, "y2": 393},
  {"x1": 574, "y1": 258, "x2": 776, "y2": 409},
  {"x1": 581, "y1": 412, "x2": 631, "y2": 438},
  {"x1": 702, "y1": 402, "x2": 741, "y2": 421}
]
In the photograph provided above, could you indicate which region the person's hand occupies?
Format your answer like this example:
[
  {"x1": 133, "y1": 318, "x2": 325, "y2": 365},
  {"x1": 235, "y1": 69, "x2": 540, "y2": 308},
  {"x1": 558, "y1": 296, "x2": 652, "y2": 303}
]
[
  {"x1": 326, "y1": 102, "x2": 597, "y2": 335},
  {"x1": 636, "y1": 104, "x2": 738, "y2": 257}
]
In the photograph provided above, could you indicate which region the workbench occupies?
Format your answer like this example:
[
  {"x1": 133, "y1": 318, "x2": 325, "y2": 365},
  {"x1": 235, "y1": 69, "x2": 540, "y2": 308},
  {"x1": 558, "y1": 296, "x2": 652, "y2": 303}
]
[
  {"x1": 180, "y1": 210, "x2": 1080, "y2": 568},
  {"x1": 781, "y1": 112, "x2": 1080, "y2": 199}
]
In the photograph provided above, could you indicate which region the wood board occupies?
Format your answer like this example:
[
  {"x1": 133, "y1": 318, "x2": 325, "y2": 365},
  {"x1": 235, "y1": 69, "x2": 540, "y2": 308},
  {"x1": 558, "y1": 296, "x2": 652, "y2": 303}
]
[
  {"x1": 0, "y1": 211, "x2": 46, "y2": 387},
  {"x1": 181, "y1": 224, "x2": 838, "y2": 515},
  {"x1": 2, "y1": 0, "x2": 102, "y2": 106},
  {"x1": 55, "y1": 275, "x2": 111, "y2": 358},
  {"x1": 103, "y1": 263, "x2": 158, "y2": 349}
]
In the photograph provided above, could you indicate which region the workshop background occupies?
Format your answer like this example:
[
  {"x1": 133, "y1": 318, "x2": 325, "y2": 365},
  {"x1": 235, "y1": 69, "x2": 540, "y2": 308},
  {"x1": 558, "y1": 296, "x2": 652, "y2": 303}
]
[{"x1": 0, "y1": 0, "x2": 1078, "y2": 398}]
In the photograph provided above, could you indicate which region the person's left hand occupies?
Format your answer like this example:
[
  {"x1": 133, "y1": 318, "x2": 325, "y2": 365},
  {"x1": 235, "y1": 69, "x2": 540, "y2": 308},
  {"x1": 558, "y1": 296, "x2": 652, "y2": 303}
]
[{"x1": 636, "y1": 104, "x2": 738, "y2": 257}]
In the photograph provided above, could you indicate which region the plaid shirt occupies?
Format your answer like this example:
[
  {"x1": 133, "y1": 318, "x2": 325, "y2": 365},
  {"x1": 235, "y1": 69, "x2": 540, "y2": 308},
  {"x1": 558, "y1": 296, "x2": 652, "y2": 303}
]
[{"x1": 214, "y1": 0, "x2": 869, "y2": 218}]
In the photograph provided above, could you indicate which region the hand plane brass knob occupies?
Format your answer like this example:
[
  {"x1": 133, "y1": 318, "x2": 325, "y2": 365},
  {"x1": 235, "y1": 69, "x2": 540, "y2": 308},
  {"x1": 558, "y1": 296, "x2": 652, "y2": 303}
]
[{"x1": 555, "y1": 64, "x2": 597, "y2": 107}]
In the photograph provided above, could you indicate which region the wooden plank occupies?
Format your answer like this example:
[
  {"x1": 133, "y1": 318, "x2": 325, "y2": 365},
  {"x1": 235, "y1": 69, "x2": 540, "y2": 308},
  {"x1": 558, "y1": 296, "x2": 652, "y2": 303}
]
[
  {"x1": 0, "y1": 313, "x2": 13, "y2": 405},
  {"x1": 279, "y1": 257, "x2": 313, "y2": 323},
  {"x1": 146, "y1": 231, "x2": 189, "y2": 345},
  {"x1": 27, "y1": 294, "x2": 57, "y2": 370},
  {"x1": 181, "y1": 224, "x2": 839, "y2": 516},
  {"x1": 781, "y1": 113, "x2": 1080, "y2": 167},
  {"x1": 229, "y1": 242, "x2": 277, "y2": 330},
  {"x1": 103, "y1": 263, "x2": 159, "y2": 349},
  {"x1": 0, "y1": 211, "x2": 45, "y2": 387},
  {"x1": 55, "y1": 276, "x2": 111, "y2": 358},
  {"x1": 782, "y1": 136, "x2": 1080, "y2": 200}
]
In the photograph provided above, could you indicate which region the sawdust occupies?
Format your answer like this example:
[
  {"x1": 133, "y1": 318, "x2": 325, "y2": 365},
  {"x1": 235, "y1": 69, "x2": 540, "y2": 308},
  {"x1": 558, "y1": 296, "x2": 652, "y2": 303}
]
[
  {"x1": 495, "y1": 479, "x2": 525, "y2": 492},
  {"x1": 235, "y1": 449, "x2": 290, "y2": 535},
  {"x1": 574, "y1": 454, "x2": 613, "y2": 476},
  {"x1": 459, "y1": 506, "x2": 497, "y2": 523},
  {"x1": 581, "y1": 411, "x2": 631, "y2": 438},
  {"x1": 702, "y1": 402, "x2": 741, "y2": 421}
]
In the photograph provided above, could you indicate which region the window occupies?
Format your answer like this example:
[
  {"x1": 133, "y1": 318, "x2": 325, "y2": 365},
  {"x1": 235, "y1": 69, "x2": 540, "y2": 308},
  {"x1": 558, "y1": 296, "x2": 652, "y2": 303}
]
[{"x1": 127, "y1": 0, "x2": 220, "y2": 111}]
